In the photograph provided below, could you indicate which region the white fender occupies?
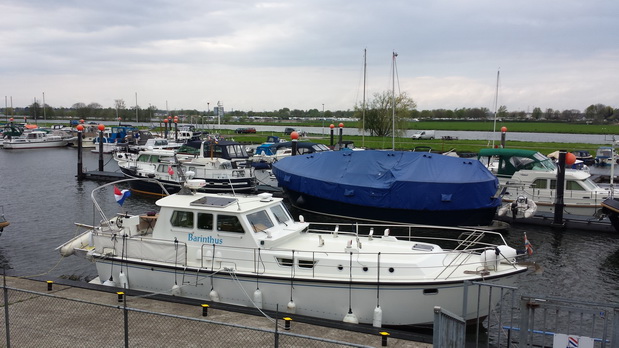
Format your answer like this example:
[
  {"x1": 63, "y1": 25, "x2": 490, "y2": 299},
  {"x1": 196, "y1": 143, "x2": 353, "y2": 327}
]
[
  {"x1": 343, "y1": 311, "x2": 359, "y2": 324},
  {"x1": 253, "y1": 289, "x2": 263, "y2": 309},
  {"x1": 287, "y1": 300, "x2": 296, "y2": 314},
  {"x1": 119, "y1": 270, "x2": 129, "y2": 289},
  {"x1": 497, "y1": 204, "x2": 510, "y2": 217},
  {"x1": 59, "y1": 231, "x2": 93, "y2": 257},
  {"x1": 372, "y1": 306, "x2": 383, "y2": 328},
  {"x1": 209, "y1": 289, "x2": 220, "y2": 302},
  {"x1": 524, "y1": 200, "x2": 537, "y2": 218}
]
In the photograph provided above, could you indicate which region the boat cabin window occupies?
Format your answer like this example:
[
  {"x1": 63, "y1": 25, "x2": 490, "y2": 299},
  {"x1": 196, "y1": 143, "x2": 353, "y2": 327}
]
[
  {"x1": 170, "y1": 211, "x2": 194, "y2": 228},
  {"x1": 137, "y1": 154, "x2": 151, "y2": 162},
  {"x1": 565, "y1": 181, "x2": 585, "y2": 191},
  {"x1": 217, "y1": 215, "x2": 244, "y2": 233},
  {"x1": 247, "y1": 210, "x2": 274, "y2": 232},
  {"x1": 157, "y1": 164, "x2": 173, "y2": 174},
  {"x1": 580, "y1": 178, "x2": 599, "y2": 191},
  {"x1": 532, "y1": 179, "x2": 547, "y2": 189},
  {"x1": 197, "y1": 213, "x2": 213, "y2": 230},
  {"x1": 270, "y1": 204, "x2": 292, "y2": 224},
  {"x1": 227, "y1": 144, "x2": 249, "y2": 159},
  {"x1": 204, "y1": 145, "x2": 224, "y2": 159}
]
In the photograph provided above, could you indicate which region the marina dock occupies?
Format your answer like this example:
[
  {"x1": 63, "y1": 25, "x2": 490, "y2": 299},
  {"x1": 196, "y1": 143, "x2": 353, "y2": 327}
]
[{"x1": 1, "y1": 276, "x2": 432, "y2": 347}]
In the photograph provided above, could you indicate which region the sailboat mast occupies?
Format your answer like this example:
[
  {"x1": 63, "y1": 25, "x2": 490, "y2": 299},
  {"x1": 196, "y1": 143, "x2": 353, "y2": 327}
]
[
  {"x1": 362, "y1": 48, "x2": 367, "y2": 148},
  {"x1": 391, "y1": 51, "x2": 397, "y2": 150},
  {"x1": 492, "y1": 69, "x2": 500, "y2": 147},
  {"x1": 135, "y1": 92, "x2": 139, "y2": 123}
]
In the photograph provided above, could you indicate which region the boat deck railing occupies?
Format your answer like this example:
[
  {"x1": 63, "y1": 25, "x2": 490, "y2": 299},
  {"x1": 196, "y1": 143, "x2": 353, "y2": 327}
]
[
  {"x1": 305, "y1": 221, "x2": 510, "y2": 251},
  {"x1": 90, "y1": 223, "x2": 520, "y2": 282},
  {"x1": 90, "y1": 178, "x2": 170, "y2": 230}
]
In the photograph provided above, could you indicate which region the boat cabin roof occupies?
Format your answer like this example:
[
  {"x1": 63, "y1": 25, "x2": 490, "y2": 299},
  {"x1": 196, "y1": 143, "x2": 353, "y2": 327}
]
[
  {"x1": 478, "y1": 148, "x2": 556, "y2": 176},
  {"x1": 156, "y1": 192, "x2": 280, "y2": 214},
  {"x1": 178, "y1": 140, "x2": 250, "y2": 160}
]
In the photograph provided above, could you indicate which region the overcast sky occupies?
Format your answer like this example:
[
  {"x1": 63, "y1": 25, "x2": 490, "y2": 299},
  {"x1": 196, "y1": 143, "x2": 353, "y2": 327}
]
[{"x1": 1, "y1": 0, "x2": 617, "y2": 114}]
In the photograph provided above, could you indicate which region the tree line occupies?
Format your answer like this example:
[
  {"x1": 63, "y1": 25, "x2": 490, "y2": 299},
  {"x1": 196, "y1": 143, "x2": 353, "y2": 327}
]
[{"x1": 2, "y1": 96, "x2": 616, "y2": 130}]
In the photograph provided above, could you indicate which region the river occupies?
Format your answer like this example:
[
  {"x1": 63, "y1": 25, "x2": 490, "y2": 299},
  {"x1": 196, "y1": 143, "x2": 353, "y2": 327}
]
[{"x1": 0, "y1": 147, "x2": 618, "y2": 313}]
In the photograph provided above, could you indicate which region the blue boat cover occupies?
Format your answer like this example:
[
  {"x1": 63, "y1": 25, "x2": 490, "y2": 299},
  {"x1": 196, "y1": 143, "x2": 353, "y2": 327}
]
[{"x1": 272, "y1": 150, "x2": 501, "y2": 211}]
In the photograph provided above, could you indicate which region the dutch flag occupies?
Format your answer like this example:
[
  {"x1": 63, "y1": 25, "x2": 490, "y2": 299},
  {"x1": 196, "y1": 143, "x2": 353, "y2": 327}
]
[
  {"x1": 524, "y1": 232, "x2": 533, "y2": 255},
  {"x1": 114, "y1": 186, "x2": 131, "y2": 206}
]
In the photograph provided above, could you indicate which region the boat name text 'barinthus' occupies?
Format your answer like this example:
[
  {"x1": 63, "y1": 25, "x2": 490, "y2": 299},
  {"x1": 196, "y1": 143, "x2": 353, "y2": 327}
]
[{"x1": 188, "y1": 234, "x2": 223, "y2": 245}]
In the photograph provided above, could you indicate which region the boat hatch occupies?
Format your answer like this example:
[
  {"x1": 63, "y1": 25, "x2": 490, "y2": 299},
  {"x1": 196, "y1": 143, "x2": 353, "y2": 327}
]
[
  {"x1": 412, "y1": 243, "x2": 434, "y2": 251},
  {"x1": 190, "y1": 196, "x2": 237, "y2": 208}
]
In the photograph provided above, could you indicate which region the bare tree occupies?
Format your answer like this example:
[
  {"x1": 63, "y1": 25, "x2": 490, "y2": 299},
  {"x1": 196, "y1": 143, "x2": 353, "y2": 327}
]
[{"x1": 355, "y1": 91, "x2": 416, "y2": 137}]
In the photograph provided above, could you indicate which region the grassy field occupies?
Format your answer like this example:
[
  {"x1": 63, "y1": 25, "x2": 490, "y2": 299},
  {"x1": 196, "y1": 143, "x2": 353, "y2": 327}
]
[
  {"x1": 229, "y1": 120, "x2": 619, "y2": 135},
  {"x1": 216, "y1": 120, "x2": 614, "y2": 155},
  {"x1": 225, "y1": 131, "x2": 601, "y2": 156}
]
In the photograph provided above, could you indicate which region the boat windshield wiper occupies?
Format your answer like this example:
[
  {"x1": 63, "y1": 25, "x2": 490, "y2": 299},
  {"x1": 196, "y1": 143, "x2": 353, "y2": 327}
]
[{"x1": 274, "y1": 213, "x2": 288, "y2": 226}]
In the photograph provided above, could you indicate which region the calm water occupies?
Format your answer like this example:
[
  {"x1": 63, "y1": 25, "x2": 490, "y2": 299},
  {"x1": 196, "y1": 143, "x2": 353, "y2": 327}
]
[{"x1": 0, "y1": 147, "x2": 618, "y2": 307}]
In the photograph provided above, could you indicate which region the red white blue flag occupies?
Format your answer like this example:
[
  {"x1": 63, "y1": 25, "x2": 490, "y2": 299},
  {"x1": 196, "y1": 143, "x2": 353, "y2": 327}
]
[
  {"x1": 524, "y1": 232, "x2": 533, "y2": 255},
  {"x1": 114, "y1": 186, "x2": 131, "y2": 206}
]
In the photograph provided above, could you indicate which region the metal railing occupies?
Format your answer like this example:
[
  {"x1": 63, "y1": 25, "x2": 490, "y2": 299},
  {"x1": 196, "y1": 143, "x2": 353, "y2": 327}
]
[{"x1": 0, "y1": 282, "x2": 373, "y2": 348}]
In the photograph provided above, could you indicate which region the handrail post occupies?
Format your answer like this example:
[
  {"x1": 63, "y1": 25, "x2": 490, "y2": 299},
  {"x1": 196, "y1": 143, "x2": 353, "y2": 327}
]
[{"x1": 3, "y1": 268, "x2": 11, "y2": 348}]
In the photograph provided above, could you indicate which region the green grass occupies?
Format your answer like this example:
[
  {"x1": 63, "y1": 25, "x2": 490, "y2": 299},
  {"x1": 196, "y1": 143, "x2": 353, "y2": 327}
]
[
  {"x1": 229, "y1": 132, "x2": 600, "y2": 156},
  {"x1": 226, "y1": 120, "x2": 619, "y2": 135}
]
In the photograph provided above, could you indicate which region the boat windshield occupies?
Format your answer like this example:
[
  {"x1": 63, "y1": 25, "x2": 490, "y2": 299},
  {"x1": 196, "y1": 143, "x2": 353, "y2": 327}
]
[
  {"x1": 510, "y1": 152, "x2": 556, "y2": 172},
  {"x1": 579, "y1": 177, "x2": 600, "y2": 191},
  {"x1": 247, "y1": 210, "x2": 274, "y2": 232},
  {"x1": 270, "y1": 204, "x2": 292, "y2": 225}
]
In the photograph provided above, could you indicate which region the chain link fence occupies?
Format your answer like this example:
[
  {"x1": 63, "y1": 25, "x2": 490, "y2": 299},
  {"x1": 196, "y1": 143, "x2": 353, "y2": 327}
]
[{"x1": 0, "y1": 284, "x2": 375, "y2": 348}]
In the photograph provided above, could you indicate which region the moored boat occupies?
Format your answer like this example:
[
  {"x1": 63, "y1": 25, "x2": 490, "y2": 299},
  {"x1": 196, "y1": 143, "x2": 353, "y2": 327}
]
[
  {"x1": 478, "y1": 148, "x2": 618, "y2": 230},
  {"x1": 92, "y1": 125, "x2": 139, "y2": 153},
  {"x1": 595, "y1": 146, "x2": 617, "y2": 167},
  {"x1": 250, "y1": 139, "x2": 332, "y2": 191},
  {"x1": 3, "y1": 130, "x2": 69, "y2": 149},
  {"x1": 116, "y1": 146, "x2": 255, "y2": 196},
  {"x1": 58, "y1": 178, "x2": 528, "y2": 327},
  {"x1": 272, "y1": 150, "x2": 502, "y2": 227},
  {"x1": 601, "y1": 197, "x2": 619, "y2": 232}
]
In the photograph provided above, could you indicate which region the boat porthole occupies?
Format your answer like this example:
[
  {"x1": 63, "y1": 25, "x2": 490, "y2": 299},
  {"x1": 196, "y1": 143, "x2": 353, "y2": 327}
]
[
  {"x1": 388, "y1": 267, "x2": 395, "y2": 273},
  {"x1": 363, "y1": 267, "x2": 368, "y2": 272},
  {"x1": 337, "y1": 265, "x2": 343, "y2": 271},
  {"x1": 423, "y1": 289, "x2": 439, "y2": 295}
]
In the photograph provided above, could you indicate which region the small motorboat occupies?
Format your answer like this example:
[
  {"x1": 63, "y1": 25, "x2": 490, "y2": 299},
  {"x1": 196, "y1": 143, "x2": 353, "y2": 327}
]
[{"x1": 3, "y1": 130, "x2": 69, "y2": 149}]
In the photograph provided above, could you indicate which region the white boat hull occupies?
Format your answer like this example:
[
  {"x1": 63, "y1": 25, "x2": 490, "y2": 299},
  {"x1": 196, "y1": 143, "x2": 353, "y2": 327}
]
[
  {"x1": 91, "y1": 256, "x2": 520, "y2": 326},
  {"x1": 3, "y1": 139, "x2": 68, "y2": 149}
]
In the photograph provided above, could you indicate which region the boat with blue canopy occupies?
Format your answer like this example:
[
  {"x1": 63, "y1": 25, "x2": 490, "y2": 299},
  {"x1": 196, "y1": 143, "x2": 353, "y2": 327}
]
[{"x1": 272, "y1": 150, "x2": 502, "y2": 227}]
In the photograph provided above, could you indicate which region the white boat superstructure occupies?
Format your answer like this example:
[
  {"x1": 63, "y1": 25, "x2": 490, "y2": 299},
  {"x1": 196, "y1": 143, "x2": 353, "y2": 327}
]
[
  {"x1": 116, "y1": 148, "x2": 256, "y2": 195},
  {"x1": 59, "y1": 179, "x2": 527, "y2": 326},
  {"x1": 3, "y1": 130, "x2": 69, "y2": 149},
  {"x1": 479, "y1": 148, "x2": 617, "y2": 219}
]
